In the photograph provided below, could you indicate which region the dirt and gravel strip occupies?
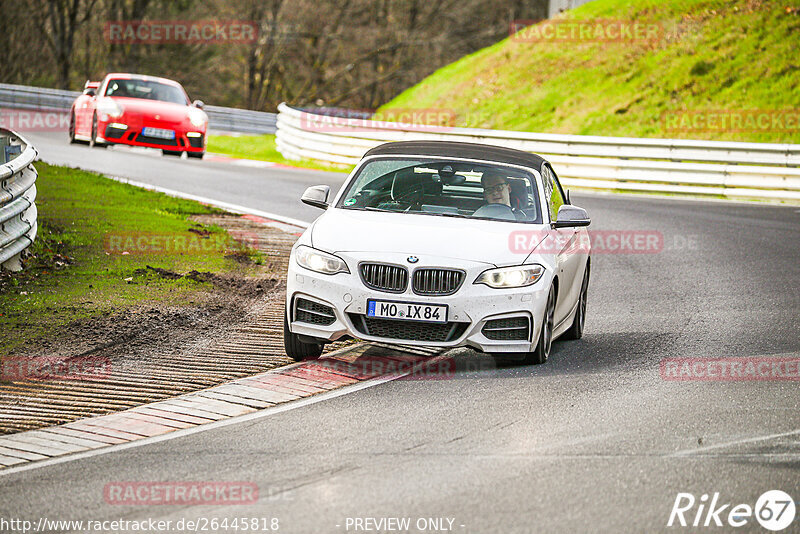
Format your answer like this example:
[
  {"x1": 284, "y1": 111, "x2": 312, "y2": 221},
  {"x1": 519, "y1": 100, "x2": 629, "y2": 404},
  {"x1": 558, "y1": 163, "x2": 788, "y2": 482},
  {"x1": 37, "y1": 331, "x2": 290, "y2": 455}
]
[
  {"x1": 0, "y1": 214, "x2": 355, "y2": 434},
  {"x1": 0, "y1": 342, "x2": 445, "y2": 469}
]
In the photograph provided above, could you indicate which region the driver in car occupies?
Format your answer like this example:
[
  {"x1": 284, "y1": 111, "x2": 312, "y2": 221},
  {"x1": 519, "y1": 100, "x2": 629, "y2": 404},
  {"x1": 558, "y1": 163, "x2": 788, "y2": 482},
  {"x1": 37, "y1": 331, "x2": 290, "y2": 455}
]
[{"x1": 481, "y1": 171, "x2": 511, "y2": 206}]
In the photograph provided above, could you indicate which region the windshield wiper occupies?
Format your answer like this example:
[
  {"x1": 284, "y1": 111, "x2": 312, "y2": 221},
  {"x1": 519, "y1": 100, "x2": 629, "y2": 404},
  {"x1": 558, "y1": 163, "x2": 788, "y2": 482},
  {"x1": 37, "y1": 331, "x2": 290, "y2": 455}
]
[
  {"x1": 422, "y1": 212, "x2": 463, "y2": 218},
  {"x1": 341, "y1": 206, "x2": 385, "y2": 212}
]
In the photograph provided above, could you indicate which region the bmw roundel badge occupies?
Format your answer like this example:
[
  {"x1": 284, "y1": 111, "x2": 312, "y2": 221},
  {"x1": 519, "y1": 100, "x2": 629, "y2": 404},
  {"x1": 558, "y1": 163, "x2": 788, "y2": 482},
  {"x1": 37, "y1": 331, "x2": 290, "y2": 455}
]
[{"x1": 407, "y1": 256, "x2": 419, "y2": 263}]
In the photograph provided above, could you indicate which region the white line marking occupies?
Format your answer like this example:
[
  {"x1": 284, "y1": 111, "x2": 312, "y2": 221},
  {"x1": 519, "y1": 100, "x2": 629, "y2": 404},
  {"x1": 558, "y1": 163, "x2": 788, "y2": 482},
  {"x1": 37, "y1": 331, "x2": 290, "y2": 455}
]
[
  {"x1": 0, "y1": 374, "x2": 397, "y2": 478},
  {"x1": 671, "y1": 428, "x2": 800, "y2": 457},
  {"x1": 106, "y1": 175, "x2": 310, "y2": 229}
]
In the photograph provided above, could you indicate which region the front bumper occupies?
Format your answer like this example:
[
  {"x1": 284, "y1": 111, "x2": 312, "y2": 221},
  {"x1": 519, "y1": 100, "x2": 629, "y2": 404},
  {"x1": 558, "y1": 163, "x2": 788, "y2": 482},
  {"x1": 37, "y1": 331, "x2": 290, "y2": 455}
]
[
  {"x1": 98, "y1": 119, "x2": 205, "y2": 152},
  {"x1": 286, "y1": 251, "x2": 551, "y2": 353}
]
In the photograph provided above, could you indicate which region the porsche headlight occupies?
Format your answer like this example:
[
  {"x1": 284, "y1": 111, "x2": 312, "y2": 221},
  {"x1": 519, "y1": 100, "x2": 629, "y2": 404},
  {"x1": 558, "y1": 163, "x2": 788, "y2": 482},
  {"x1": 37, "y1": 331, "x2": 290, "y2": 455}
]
[
  {"x1": 474, "y1": 264, "x2": 545, "y2": 288},
  {"x1": 295, "y1": 245, "x2": 349, "y2": 275},
  {"x1": 97, "y1": 99, "x2": 124, "y2": 119},
  {"x1": 188, "y1": 107, "x2": 207, "y2": 128}
]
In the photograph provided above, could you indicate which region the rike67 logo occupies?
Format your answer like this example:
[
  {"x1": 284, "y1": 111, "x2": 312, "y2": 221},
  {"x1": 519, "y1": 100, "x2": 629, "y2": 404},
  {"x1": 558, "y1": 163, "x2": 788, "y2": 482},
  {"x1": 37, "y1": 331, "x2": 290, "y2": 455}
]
[{"x1": 668, "y1": 490, "x2": 795, "y2": 531}]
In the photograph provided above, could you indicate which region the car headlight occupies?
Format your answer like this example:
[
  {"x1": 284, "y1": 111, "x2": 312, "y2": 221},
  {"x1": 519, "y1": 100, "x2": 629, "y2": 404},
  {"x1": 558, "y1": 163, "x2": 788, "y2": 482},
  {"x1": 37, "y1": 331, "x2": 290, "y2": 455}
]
[
  {"x1": 188, "y1": 107, "x2": 207, "y2": 128},
  {"x1": 295, "y1": 245, "x2": 349, "y2": 275},
  {"x1": 97, "y1": 99, "x2": 124, "y2": 119},
  {"x1": 474, "y1": 264, "x2": 545, "y2": 288}
]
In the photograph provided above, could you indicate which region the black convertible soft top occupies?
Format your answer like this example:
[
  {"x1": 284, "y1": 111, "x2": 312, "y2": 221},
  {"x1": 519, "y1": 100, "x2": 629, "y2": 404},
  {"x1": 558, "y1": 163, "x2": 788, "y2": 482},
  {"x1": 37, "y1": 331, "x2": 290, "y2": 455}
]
[{"x1": 362, "y1": 141, "x2": 546, "y2": 170}]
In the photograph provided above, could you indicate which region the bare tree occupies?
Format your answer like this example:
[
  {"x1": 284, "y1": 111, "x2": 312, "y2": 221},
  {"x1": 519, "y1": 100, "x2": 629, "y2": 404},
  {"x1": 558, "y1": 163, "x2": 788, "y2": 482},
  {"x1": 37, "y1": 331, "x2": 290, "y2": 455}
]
[
  {"x1": 9, "y1": 0, "x2": 549, "y2": 107},
  {"x1": 34, "y1": 0, "x2": 98, "y2": 88},
  {"x1": 105, "y1": 0, "x2": 153, "y2": 73}
]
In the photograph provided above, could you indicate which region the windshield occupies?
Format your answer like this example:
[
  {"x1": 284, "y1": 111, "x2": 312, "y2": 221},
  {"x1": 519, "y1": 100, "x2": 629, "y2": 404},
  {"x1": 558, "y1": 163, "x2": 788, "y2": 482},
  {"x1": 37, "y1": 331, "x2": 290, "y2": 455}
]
[
  {"x1": 336, "y1": 157, "x2": 542, "y2": 223},
  {"x1": 104, "y1": 79, "x2": 188, "y2": 105}
]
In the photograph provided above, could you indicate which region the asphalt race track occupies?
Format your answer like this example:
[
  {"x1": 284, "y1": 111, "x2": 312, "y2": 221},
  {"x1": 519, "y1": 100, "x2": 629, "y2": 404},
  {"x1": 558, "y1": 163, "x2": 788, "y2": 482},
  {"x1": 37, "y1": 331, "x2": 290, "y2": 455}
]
[
  {"x1": 2, "y1": 132, "x2": 799, "y2": 533},
  {"x1": 24, "y1": 131, "x2": 346, "y2": 223}
]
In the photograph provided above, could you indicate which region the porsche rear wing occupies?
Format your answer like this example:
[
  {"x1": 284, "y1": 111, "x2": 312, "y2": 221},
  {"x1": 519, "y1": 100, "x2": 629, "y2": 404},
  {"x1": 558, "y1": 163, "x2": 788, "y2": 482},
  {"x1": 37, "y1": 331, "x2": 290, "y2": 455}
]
[{"x1": 83, "y1": 80, "x2": 100, "y2": 95}]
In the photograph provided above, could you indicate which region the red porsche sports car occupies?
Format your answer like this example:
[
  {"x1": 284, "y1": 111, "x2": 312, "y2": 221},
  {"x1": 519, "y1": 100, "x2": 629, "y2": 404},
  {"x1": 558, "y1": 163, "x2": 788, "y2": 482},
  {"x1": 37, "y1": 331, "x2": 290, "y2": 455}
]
[{"x1": 69, "y1": 73, "x2": 208, "y2": 158}]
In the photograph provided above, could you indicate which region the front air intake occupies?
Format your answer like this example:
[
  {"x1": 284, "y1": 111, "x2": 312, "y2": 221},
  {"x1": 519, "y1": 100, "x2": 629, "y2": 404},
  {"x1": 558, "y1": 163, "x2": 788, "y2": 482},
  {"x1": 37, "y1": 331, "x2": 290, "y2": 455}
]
[
  {"x1": 348, "y1": 314, "x2": 468, "y2": 342},
  {"x1": 482, "y1": 317, "x2": 530, "y2": 341},
  {"x1": 294, "y1": 297, "x2": 336, "y2": 326}
]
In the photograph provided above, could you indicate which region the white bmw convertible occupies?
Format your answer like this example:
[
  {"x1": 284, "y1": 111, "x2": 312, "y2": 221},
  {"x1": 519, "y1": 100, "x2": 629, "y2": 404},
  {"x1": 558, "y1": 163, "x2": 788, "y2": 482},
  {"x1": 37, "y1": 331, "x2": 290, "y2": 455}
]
[{"x1": 284, "y1": 141, "x2": 591, "y2": 365}]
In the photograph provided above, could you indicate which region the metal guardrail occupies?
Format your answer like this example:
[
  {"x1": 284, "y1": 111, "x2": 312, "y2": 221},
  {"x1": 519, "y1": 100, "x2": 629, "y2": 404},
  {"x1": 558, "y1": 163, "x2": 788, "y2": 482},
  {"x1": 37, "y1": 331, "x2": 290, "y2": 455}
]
[
  {"x1": 0, "y1": 84, "x2": 76, "y2": 113},
  {"x1": 275, "y1": 103, "x2": 800, "y2": 202},
  {"x1": 203, "y1": 104, "x2": 276, "y2": 134},
  {"x1": 0, "y1": 129, "x2": 38, "y2": 271},
  {"x1": 0, "y1": 83, "x2": 277, "y2": 134}
]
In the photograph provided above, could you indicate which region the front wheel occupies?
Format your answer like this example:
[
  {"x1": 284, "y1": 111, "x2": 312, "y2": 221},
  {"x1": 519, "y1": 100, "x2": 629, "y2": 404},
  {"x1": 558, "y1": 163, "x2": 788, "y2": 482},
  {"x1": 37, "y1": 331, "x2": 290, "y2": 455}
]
[
  {"x1": 89, "y1": 114, "x2": 106, "y2": 148},
  {"x1": 187, "y1": 151, "x2": 204, "y2": 159},
  {"x1": 163, "y1": 150, "x2": 183, "y2": 157},
  {"x1": 522, "y1": 285, "x2": 555, "y2": 365},
  {"x1": 283, "y1": 307, "x2": 324, "y2": 361}
]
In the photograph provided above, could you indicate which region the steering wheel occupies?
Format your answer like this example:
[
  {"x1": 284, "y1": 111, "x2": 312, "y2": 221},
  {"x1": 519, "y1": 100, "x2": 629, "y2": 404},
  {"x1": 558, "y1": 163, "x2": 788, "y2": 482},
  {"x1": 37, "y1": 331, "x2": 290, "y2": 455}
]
[{"x1": 472, "y1": 203, "x2": 516, "y2": 221}]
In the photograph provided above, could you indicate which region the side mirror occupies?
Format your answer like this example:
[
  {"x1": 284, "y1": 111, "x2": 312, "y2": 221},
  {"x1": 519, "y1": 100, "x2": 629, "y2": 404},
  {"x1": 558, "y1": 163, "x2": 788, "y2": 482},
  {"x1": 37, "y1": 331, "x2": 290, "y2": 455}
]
[
  {"x1": 192, "y1": 99, "x2": 205, "y2": 109},
  {"x1": 301, "y1": 185, "x2": 330, "y2": 209},
  {"x1": 553, "y1": 205, "x2": 590, "y2": 228}
]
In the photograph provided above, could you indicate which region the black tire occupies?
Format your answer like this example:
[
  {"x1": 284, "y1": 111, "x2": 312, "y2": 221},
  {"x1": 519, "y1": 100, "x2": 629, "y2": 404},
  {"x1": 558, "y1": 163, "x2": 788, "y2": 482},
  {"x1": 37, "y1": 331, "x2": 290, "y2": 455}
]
[
  {"x1": 187, "y1": 151, "x2": 204, "y2": 159},
  {"x1": 89, "y1": 114, "x2": 106, "y2": 148},
  {"x1": 563, "y1": 264, "x2": 589, "y2": 340},
  {"x1": 68, "y1": 112, "x2": 77, "y2": 144},
  {"x1": 283, "y1": 307, "x2": 324, "y2": 361},
  {"x1": 523, "y1": 285, "x2": 555, "y2": 365},
  {"x1": 163, "y1": 150, "x2": 183, "y2": 157}
]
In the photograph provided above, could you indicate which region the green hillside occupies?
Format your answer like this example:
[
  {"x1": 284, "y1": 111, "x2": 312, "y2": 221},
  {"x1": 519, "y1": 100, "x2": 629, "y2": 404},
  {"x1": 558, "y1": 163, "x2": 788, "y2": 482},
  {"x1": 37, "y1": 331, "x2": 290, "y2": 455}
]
[{"x1": 378, "y1": 0, "x2": 800, "y2": 143}]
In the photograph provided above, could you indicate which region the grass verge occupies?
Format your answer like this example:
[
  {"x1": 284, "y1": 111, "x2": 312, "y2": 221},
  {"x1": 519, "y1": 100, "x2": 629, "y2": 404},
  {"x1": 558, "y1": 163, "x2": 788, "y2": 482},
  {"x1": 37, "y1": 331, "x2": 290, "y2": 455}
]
[
  {"x1": 0, "y1": 162, "x2": 269, "y2": 355},
  {"x1": 207, "y1": 134, "x2": 354, "y2": 173},
  {"x1": 378, "y1": 0, "x2": 800, "y2": 144}
]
